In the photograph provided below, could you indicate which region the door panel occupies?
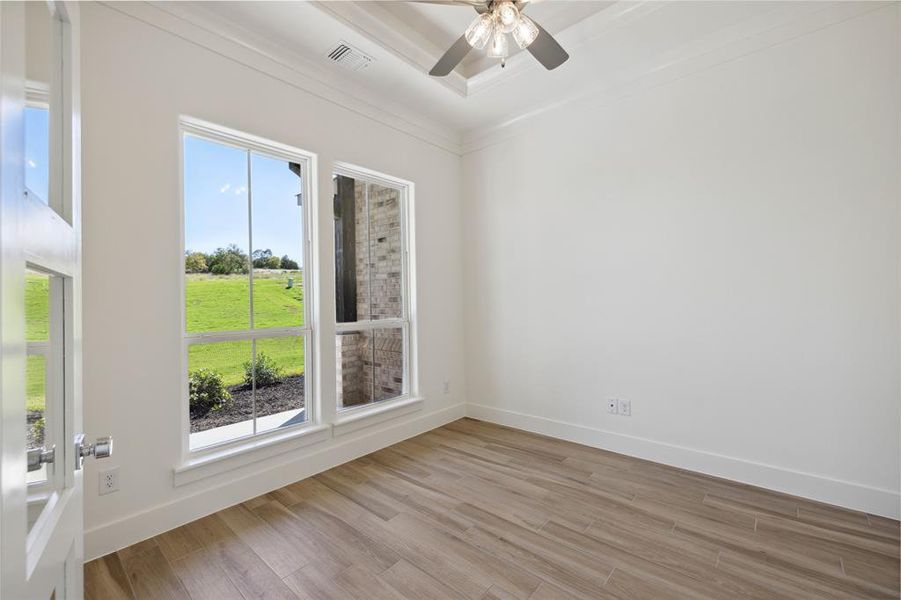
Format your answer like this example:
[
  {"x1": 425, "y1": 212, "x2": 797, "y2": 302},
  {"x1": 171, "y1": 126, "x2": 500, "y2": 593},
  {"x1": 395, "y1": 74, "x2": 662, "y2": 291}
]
[{"x1": 1, "y1": 2, "x2": 85, "y2": 598}]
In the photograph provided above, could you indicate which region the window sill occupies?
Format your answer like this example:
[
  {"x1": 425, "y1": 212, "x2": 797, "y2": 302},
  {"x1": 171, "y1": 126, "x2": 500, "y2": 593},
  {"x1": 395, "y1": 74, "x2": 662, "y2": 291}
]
[
  {"x1": 332, "y1": 396, "x2": 423, "y2": 437},
  {"x1": 173, "y1": 423, "x2": 331, "y2": 487}
]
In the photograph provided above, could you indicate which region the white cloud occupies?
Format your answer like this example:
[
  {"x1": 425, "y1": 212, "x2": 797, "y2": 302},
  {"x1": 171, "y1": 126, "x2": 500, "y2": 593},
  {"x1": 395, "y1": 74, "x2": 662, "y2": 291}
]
[
  {"x1": 219, "y1": 183, "x2": 231, "y2": 193},
  {"x1": 234, "y1": 186, "x2": 247, "y2": 195},
  {"x1": 27, "y1": 159, "x2": 36, "y2": 168}
]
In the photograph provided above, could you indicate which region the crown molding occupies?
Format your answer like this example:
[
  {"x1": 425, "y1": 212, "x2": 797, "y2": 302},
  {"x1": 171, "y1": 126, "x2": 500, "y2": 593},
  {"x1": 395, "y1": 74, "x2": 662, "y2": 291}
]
[
  {"x1": 99, "y1": 1, "x2": 464, "y2": 155},
  {"x1": 460, "y1": 1, "x2": 890, "y2": 154},
  {"x1": 310, "y1": 1, "x2": 469, "y2": 98}
]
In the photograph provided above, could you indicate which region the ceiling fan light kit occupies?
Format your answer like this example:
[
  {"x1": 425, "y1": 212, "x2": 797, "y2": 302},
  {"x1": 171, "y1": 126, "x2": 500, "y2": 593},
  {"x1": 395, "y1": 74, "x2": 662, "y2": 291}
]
[
  {"x1": 512, "y1": 14, "x2": 539, "y2": 50},
  {"x1": 465, "y1": 12, "x2": 495, "y2": 49},
  {"x1": 487, "y1": 29, "x2": 509, "y2": 59},
  {"x1": 426, "y1": 0, "x2": 569, "y2": 77}
]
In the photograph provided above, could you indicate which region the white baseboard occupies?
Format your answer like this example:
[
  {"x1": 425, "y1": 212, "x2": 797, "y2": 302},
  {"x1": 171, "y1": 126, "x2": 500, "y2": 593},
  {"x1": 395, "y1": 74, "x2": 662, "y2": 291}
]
[
  {"x1": 466, "y1": 403, "x2": 900, "y2": 520},
  {"x1": 84, "y1": 403, "x2": 465, "y2": 561}
]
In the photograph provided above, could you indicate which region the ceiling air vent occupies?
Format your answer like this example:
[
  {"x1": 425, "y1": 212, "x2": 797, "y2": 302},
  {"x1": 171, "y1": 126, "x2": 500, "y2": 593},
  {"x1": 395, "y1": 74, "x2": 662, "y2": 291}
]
[{"x1": 326, "y1": 41, "x2": 373, "y2": 72}]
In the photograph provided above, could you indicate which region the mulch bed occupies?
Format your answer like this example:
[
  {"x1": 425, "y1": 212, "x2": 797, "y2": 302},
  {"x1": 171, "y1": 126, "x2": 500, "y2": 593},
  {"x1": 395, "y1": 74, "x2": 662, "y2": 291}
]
[{"x1": 191, "y1": 374, "x2": 305, "y2": 433}]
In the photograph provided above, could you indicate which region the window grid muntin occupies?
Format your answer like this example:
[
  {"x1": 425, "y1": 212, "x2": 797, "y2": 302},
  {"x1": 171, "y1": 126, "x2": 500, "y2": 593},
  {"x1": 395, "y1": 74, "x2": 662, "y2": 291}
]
[
  {"x1": 333, "y1": 166, "x2": 412, "y2": 411},
  {"x1": 181, "y1": 120, "x2": 315, "y2": 453}
]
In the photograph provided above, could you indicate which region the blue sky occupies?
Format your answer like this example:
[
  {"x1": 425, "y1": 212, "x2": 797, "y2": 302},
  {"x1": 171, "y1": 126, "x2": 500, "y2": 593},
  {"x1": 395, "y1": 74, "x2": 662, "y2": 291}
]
[
  {"x1": 25, "y1": 107, "x2": 49, "y2": 204},
  {"x1": 184, "y1": 134, "x2": 304, "y2": 265}
]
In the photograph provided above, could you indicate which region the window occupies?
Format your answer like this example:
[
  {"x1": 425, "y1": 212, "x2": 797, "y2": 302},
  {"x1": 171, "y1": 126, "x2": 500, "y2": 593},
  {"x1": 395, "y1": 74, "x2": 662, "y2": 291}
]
[
  {"x1": 25, "y1": 104, "x2": 50, "y2": 205},
  {"x1": 182, "y1": 120, "x2": 314, "y2": 451},
  {"x1": 333, "y1": 166, "x2": 414, "y2": 411}
]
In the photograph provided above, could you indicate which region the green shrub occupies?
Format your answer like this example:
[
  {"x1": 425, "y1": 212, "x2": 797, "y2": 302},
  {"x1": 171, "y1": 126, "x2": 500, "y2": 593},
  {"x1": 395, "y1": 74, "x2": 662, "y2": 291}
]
[
  {"x1": 189, "y1": 368, "x2": 231, "y2": 415},
  {"x1": 32, "y1": 416, "x2": 45, "y2": 445},
  {"x1": 280, "y1": 255, "x2": 299, "y2": 270},
  {"x1": 243, "y1": 352, "x2": 283, "y2": 387}
]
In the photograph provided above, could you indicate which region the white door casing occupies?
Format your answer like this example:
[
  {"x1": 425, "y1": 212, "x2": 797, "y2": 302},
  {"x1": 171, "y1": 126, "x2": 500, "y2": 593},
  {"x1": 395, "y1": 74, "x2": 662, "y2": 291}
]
[{"x1": 1, "y1": 1, "x2": 84, "y2": 598}]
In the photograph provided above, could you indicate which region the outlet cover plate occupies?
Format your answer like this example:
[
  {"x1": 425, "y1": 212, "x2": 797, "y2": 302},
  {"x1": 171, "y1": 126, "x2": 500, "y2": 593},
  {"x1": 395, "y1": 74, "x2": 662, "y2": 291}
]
[
  {"x1": 618, "y1": 399, "x2": 631, "y2": 416},
  {"x1": 607, "y1": 399, "x2": 618, "y2": 414},
  {"x1": 99, "y1": 467, "x2": 119, "y2": 496}
]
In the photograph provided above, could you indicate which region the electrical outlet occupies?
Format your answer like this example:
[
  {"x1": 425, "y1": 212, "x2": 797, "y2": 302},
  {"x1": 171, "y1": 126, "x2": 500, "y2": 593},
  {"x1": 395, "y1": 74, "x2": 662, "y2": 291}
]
[
  {"x1": 607, "y1": 399, "x2": 618, "y2": 414},
  {"x1": 619, "y1": 399, "x2": 632, "y2": 416},
  {"x1": 443, "y1": 380, "x2": 451, "y2": 395},
  {"x1": 99, "y1": 467, "x2": 119, "y2": 496}
]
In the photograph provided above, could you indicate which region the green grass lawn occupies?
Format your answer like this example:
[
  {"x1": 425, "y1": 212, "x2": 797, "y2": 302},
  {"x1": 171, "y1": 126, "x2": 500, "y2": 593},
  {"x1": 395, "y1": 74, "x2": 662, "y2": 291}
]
[
  {"x1": 26, "y1": 274, "x2": 49, "y2": 411},
  {"x1": 186, "y1": 271, "x2": 304, "y2": 332},
  {"x1": 22, "y1": 272, "x2": 306, "y2": 409},
  {"x1": 186, "y1": 271, "x2": 305, "y2": 386}
]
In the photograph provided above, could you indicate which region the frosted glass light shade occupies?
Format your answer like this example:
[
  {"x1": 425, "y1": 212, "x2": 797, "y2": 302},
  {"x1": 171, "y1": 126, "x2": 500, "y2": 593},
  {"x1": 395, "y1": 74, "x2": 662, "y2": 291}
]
[
  {"x1": 465, "y1": 13, "x2": 495, "y2": 50},
  {"x1": 495, "y1": 1, "x2": 519, "y2": 33},
  {"x1": 512, "y1": 15, "x2": 539, "y2": 49},
  {"x1": 486, "y1": 30, "x2": 509, "y2": 59}
]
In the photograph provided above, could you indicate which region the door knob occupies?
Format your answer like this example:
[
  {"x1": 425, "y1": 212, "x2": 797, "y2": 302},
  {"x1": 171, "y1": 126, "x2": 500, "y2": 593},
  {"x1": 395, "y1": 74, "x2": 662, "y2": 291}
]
[
  {"x1": 27, "y1": 445, "x2": 55, "y2": 472},
  {"x1": 74, "y1": 434, "x2": 113, "y2": 470}
]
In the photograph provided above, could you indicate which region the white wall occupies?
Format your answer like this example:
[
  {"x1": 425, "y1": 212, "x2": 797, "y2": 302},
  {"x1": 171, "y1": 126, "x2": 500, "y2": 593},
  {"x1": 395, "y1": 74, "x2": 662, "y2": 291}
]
[
  {"x1": 80, "y1": 3, "x2": 466, "y2": 559},
  {"x1": 463, "y1": 6, "x2": 900, "y2": 517}
]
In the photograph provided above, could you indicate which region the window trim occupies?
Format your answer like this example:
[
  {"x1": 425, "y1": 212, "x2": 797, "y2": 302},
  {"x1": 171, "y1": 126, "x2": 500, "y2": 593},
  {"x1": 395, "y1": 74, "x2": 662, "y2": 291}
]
[
  {"x1": 332, "y1": 162, "x2": 418, "y2": 415},
  {"x1": 177, "y1": 117, "x2": 319, "y2": 461}
]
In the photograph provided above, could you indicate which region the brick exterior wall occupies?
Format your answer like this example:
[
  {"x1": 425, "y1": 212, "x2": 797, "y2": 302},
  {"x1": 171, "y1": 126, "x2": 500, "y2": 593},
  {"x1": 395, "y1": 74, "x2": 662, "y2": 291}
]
[{"x1": 337, "y1": 180, "x2": 404, "y2": 408}]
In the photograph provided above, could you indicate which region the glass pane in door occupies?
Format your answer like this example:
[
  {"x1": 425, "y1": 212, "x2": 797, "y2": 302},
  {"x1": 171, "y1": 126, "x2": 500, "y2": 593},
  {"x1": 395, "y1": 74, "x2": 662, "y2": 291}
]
[
  {"x1": 25, "y1": 0, "x2": 57, "y2": 208},
  {"x1": 26, "y1": 270, "x2": 49, "y2": 486},
  {"x1": 25, "y1": 268, "x2": 60, "y2": 534}
]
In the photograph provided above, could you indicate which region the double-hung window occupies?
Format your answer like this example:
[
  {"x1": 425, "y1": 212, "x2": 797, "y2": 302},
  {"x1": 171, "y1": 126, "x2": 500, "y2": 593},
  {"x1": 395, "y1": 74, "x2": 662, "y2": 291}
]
[
  {"x1": 333, "y1": 164, "x2": 415, "y2": 411},
  {"x1": 181, "y1": 120, "x2": 315, "y2": 452}
]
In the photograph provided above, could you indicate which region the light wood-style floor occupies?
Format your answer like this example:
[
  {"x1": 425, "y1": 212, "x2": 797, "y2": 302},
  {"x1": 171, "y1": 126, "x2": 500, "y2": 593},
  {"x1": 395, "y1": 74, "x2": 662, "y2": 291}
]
[{"x1": 86, "y1": 418, "x2": 901, "y2": 599}]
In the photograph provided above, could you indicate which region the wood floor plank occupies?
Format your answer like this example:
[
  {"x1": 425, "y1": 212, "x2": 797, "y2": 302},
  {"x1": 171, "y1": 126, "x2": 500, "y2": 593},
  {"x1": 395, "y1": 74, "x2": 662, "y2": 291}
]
[
  {"x1": 217, "y1": 503, "x2": 308, "y2": 578},
  {"x1": 85, "y1": 553, "x2": 135, "y2": 600},
  {"x1": 378, "y1": 559, "x2": 462, "y2": 600},
  {"x1": 119, "y1": 546, "x2": 190, "y2": 600},
  {"x1": 169, "y1": 548, "x2": 244, "y2": 600},
  {"x1": 86, "y1": 419, "x2": 900, "y2": 600}
]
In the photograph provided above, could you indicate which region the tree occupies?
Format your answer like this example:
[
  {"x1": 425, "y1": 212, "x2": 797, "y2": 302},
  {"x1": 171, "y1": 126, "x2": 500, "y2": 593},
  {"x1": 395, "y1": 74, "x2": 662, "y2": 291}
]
[
  {"x1": 208, "y1": 244, "x2": 249, "y2": 275},
  {"x1": 184, "y1": 251, "x2": 208, "y2": 273},
  {"x1": 280, "y1": 255, "x2": 299, "y2": 270},
  {"x1": 253, "y1": 249, "x2": 282, "y2": 269}
]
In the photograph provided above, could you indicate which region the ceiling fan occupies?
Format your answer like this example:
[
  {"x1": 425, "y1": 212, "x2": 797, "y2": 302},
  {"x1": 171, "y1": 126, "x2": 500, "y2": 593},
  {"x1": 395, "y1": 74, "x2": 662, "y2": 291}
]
[{"x1": 418, "y1": 0, "x2": 569, "y2": 76}]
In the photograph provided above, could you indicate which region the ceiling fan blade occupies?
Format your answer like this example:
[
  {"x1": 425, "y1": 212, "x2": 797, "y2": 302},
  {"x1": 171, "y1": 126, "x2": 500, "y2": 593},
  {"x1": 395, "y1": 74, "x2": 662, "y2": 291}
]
[
  {"x1": 429, "y1": 34, "x2": 472, "y2": 76},
  {"x1": 527, "y1": 21, "x2": 569, "y2": 70}
]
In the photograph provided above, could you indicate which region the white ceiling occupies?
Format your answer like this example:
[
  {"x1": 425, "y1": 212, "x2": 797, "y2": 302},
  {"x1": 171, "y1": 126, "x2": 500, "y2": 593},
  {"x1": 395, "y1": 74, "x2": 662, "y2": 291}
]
[{"x1": 152, "y1": 1, "x2": 840, "y2": 151}]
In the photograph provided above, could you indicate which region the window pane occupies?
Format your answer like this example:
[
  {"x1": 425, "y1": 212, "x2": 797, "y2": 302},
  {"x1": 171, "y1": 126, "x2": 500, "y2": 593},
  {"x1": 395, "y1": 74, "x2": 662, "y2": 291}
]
[
  {"x1": 251, "y1": 153, "x2": 304, "y2": 329},
  {"x1": 25, "y1": 107, "x2": 49, "y2": 205},
  {"x1": 254, "y1": 336, "x2": 307, "y2": 433},
  {"x1": 337, "y1": 327, "x2": 404, "y2": 410},
  {"x1": 334, "y1": 177, "x2": 368, "y2": 322},
  {"x1": 25, "y1": 0, "x2": 54, "y2": 206},
  {"x1": 26, "y1": 270, "x2": 49, "y2": 342},
  {"x1": 25, "y1": 269, "x2": 49, "y2": 484},
  {"x1": 26, "y1": 354, "x2": 47, "y2": 483},
  {"x1": 337, "y1": 330, "x2": 370, "y2": 409},
  {"x1": 368, "y1": 184, "x2": 403, "y2": 320},
  {"x1": 184, "y1": 135, "x2": 250, "y2": 333},
  {"x1": 188, "y1": 340, "x2": 253, "y2": 450},
  {"x1": 334, "y1": 178, "x2": 403, "y2": 323},
  {"x1": 373, "y1": 327, "x2": 404, "y2": 402}
]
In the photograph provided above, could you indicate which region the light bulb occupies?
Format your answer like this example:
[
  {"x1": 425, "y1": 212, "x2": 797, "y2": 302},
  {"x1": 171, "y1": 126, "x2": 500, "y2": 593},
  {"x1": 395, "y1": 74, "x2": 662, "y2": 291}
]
[
  {"x1": 486, "y1": 29, "x2": 509, "y2": 59},
  {"x1": 512, "y1": 14, "x2": 539, "y2": 49},
  {"x1": 464, "y1": 12, "x2": 495, "y2": 50},
  {"x1": 495, "y1": 1, "x2": 519, "y2": 34}
]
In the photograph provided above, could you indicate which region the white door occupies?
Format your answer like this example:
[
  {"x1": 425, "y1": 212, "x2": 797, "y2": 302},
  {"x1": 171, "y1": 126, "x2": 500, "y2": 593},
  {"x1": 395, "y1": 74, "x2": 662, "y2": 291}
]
[{"x1": 1, "y1": 2, "x2": 107, "y2": 598}]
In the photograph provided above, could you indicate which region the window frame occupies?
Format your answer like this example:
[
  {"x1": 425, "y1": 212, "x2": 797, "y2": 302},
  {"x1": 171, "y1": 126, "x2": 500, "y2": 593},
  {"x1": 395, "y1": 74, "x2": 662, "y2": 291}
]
[
  {"x1": 332, "y1": 162, "x2": 418, "y2": 417},
  {"x1": 178, "y1": 117, "x2": 318, "y2": 459}
]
